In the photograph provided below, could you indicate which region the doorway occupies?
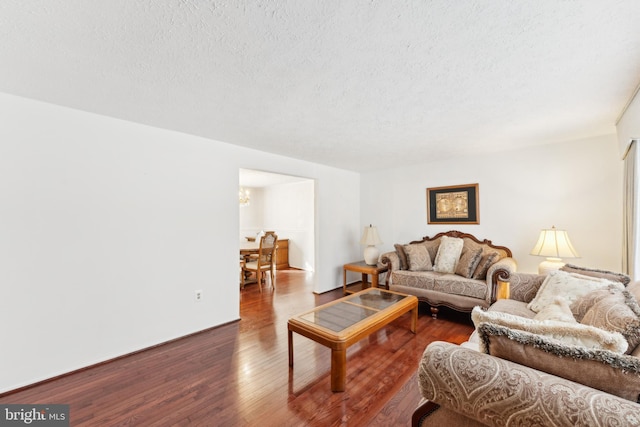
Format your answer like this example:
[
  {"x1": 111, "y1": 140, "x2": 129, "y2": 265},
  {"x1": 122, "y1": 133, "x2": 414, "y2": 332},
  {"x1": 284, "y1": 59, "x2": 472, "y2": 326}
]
[{"x1": 239, "y1": 168, "x2": 315, "y2": 272}]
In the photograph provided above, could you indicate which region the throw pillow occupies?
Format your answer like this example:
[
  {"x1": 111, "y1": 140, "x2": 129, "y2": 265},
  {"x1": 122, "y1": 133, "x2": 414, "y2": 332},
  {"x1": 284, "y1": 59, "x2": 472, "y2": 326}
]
[
  {"x1": 560, "y1": 264, "x2": 631, "y2": 286},
  {"x1": 454, "y1": 247, "x2": 483, "y2": 278},
  {"x1": 527, "y1": 270, "x2": 624, "y2": 313},
  {"x1": 404, "y1": 244, "x2": 433, "y2": 271},
  {"x1": 570, "y1": 287, "x2": 613, "y2": 322},
  {"x1": 394, "y1": 244, "x2": 408, "y2": 270},
  {"x1": 420, "y1": 238, "x2": 441, "y2": 265},
  {"x1": 476, "y1": 323, "x2": 640, "y2": 402},
  {"x1": 533, "y1": 297, "x2": 576, "y2": 323},
  {"x1": 472, "y1": 251, "x2": 500, "y2": 280},
  {"x1": 580, "y1": 286, "x2": 640, "y2": 355},
  {"x1": 471, "y1": 306, "x2": 628, "y2": 352},
  {"x1": 433, "y1": 236, "x2": 464, "y2": 274}
]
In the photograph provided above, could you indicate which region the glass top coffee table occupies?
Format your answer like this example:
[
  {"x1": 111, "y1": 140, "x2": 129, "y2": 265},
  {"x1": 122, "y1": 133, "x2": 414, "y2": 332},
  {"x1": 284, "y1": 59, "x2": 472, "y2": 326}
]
[{"x1": 287, "y1": 288, "x2": 418, "y2": 392}]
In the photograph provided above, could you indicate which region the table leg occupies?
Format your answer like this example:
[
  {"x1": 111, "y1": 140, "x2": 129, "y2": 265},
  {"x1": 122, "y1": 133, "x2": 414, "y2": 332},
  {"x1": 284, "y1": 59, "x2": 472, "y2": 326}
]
[
  {"x1": 288, "y1": 328, "x2": 294, "y2": 367},
  {"x1": 371, "y1": 273, "x2": 378, "y2": 289},
  {"x1": 410, "y1": 304, "x2": 418, "y2": 333},
  {"x1": 343, "y1": 268, "x2": 348, "y2": 295},
  {"x1": 361, "y1": 273, "x2": 368, "y2": 289},
  {"x1": 331, "y1": 348, "x2": 347, "y2": 392}
]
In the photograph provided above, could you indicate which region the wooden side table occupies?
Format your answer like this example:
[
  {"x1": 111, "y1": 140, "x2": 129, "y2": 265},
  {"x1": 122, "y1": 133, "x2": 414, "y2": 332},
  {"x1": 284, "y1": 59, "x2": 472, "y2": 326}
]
[{"x1": 343, "y1": 261, "x2": 388, "y2": 295}]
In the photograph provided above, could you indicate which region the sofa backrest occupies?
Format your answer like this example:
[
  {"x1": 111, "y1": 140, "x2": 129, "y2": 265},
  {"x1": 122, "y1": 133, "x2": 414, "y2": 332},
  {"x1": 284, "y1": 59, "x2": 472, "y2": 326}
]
[{"x1": 410, "y1": 230, "x2": 512, "y2": 259}]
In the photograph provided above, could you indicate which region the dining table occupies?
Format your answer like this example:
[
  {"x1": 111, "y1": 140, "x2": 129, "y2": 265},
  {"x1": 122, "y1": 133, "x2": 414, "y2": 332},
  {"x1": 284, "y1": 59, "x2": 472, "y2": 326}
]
[{"x1": 239, "y1": 241, "x2": 262, "y2": 286}]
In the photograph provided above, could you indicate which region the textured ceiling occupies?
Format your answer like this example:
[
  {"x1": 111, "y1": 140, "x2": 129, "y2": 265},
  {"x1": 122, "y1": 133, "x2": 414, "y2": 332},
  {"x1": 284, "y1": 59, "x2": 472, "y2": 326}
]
[{"x1": 1, "y1": 1, "x2": 640, "y2": 172}]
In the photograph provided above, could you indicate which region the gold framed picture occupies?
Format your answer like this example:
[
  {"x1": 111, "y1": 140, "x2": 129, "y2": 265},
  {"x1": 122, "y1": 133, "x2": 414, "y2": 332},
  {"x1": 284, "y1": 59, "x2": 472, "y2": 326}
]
[{"x1": 427, "y1": 183, "x2": 479, "y2": 224}]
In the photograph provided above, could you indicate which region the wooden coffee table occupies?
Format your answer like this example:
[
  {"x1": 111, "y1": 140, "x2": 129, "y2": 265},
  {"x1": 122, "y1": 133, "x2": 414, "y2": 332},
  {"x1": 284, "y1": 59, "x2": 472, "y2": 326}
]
[{"x1": 287, "y1": 288, "x2": 418, "y2": 392}]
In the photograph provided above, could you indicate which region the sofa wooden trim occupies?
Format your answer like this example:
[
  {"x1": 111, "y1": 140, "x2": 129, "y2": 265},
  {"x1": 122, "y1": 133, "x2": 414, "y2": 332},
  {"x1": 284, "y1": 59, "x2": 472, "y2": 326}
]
[
  {"x1": 407, "y1": 230, "x2": 512, "y2": 257},
  {"x1": 381, "y1": 230, "x2": 514, "y2": 317}
]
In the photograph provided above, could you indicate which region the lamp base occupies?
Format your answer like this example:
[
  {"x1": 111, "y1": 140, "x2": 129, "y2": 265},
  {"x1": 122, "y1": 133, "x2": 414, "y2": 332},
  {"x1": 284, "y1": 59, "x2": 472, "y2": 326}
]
[
  {"x1": 538, "y1": 258, "x2": 565, "y2": 275},
  {"x1": 364, "y1": 246, "x2": 380, "y2": 265}
]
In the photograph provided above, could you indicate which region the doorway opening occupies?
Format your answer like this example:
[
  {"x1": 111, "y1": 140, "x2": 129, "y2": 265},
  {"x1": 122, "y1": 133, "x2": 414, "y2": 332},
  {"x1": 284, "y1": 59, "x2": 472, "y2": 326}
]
[{"x1": 239, "y1": 168, "x2": 315, "y2": 272}]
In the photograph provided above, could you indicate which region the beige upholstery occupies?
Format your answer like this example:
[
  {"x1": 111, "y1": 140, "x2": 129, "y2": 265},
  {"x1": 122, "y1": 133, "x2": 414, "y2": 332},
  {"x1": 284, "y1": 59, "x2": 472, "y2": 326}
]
[
  {"x1": 380, "y1": 231, "x2": 515, "y2": 318},
  {"x1": 241, "y1": 232, "x2": 277, "y2": 292},
  {"x1": 413, "y1": 269, "x2": 640, "y2": 427}
]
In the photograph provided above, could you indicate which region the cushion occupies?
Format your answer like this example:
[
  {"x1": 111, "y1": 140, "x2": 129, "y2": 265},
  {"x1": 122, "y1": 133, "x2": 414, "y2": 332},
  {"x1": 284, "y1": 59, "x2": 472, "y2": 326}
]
[
  {"x1": 488, "y1": 299, "x2": 536, "y2": 319},
  {"x1": 472, "y1": 251, "x2": 499, "y2": 280},
  {"x1": 477, "y1": 323, "x2": 640, "y2": 402},
  {"x1": 533, "y1": 297, "x2": 576, "y2": 323},
  {"x1": 433, "y1": 236, "x2": 464, "y2": 274},
  {"x1": 560, "y1": 264, "x2": 630, "y2": 286},
  {"x1": 580, "y1": 286, "x2": 640, "y2": 355},
  {"x1": 419, "y1": 238, "x2": 441, "y2": 264},
  {"x1": 394, "y1": 244, "x2": 408, "y2": 270},
  {"x1": 527, "y1": 270, "x2": 624, "y2": 313},
  {"x1": 454, "y1": 247, "x2": 483, "y2": 278},
  {"x1": 404, "y1": 244, "x2": 433, "y2": 271},
  {"x1": 472, "y1": 306, "x2": 628, "y2": 352},
  {"x1": 570, "y1": 287, "x2": 613, "y2": 322}
]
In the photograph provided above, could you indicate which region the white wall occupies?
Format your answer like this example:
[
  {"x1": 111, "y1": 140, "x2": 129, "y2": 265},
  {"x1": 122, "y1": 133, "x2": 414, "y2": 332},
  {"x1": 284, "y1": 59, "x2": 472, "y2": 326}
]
[
  {"x1": 617, "y1": 85, "x2": 640, "y2": 157},
  {"x1": 239, "y1": 187, "x2": 265, "y2": 239},
  {"x1": 361, "y1": 134, "x2": 623, "y2": 274},
  {"x1": 0, "y1": 93, "x2": 359, "y2": 393},
  {"x1": 262, "y1": 181, "x2": 315, "y2": 270}
]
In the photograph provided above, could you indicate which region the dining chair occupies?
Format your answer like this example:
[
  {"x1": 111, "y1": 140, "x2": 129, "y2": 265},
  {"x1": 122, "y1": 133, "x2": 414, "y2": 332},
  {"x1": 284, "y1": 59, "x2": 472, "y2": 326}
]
[{"x1": 241, "y1": 232, "x2": 277, "y2": 292}]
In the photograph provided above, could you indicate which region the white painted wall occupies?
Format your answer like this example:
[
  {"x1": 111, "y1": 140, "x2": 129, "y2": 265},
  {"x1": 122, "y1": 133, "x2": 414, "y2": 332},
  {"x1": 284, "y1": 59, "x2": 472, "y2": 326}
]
[
  {"x1": 262, "y1": 181, "x2": 315, "y2": 270},
  {"x1": 0, "y1": 93, "x2": 359, "y2": 393},
  {"x1": 239, "y1": 187, "x2": 265, "y2": 239},
  {"x1": 360, "y1": 134, "x2": 623, "y2": 274},
  {"x1": 617, "y1": 86, "x2": 640, "y2": 157}
]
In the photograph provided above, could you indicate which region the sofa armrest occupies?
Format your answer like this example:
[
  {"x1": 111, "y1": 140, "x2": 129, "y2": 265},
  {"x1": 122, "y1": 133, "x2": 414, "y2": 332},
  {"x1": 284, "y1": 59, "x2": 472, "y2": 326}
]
[
  {"x1": 380, "y1": 251, "x2": 400, "y2": 288},
  {"x1": 486, "y1": 257, "x2": 516, "y2": 303},
  {"x1": 418, "y1": 341, "x2": 640, "y2": 427}
]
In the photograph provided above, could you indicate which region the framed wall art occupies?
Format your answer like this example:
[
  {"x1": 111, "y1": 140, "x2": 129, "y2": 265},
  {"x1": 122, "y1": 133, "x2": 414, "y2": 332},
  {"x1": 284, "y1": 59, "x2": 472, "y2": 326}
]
[{"x1": 426, "y1": 183, "x2": 479, "y2": 224}]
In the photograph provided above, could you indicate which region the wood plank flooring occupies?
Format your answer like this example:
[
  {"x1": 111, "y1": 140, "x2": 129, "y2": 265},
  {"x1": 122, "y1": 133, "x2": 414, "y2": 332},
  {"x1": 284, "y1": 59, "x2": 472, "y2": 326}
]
[{"x1": 0, "y1": 270, "x2": 473, "y2": 426}]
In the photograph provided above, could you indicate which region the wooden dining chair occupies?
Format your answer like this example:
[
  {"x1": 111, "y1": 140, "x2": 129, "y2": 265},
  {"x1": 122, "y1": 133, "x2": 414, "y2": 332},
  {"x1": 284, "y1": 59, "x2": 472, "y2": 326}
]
[{"x1": 241, "y1": 232, "x2": 277, "y2": 292}]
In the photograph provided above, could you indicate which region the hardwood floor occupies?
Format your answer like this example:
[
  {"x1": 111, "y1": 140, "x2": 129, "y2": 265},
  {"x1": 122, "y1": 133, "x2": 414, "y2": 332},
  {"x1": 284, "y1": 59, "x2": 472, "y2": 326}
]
[{"x1": 0, "y1": 271, "x2": 474, "y2": 426}]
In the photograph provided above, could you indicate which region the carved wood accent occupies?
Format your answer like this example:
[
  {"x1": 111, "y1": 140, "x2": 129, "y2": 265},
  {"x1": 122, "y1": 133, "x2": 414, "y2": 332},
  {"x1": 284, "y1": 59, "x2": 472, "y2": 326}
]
[{"x1": 409, "y1": 230, "x2": 512, "y2": 257}]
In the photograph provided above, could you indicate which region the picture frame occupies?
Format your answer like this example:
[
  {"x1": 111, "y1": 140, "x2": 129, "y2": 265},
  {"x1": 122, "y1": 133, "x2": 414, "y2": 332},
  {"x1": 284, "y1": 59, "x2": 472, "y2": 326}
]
[{"x1": 426, "y1": 183, "x2": 479, "y2": 224}]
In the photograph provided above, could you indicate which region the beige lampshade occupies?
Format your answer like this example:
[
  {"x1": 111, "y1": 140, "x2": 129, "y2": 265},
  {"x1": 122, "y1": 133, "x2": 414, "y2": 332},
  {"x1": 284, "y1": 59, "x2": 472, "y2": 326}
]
[
  {"x1": 530, "y1": 226, "x2": 579, "y2": 274},
  {"x1": 360, "y1": 225, "x2": 383, "y2": 246},
  {"x1": 361, "y1": 225, "x2": 383, "y2": 265}
]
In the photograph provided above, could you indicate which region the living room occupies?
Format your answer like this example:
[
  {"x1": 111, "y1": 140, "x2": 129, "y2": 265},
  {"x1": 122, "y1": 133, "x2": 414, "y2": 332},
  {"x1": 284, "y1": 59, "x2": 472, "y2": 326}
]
[{"x1": 1, "y1": 1, "x2": 640, "y2": 425}]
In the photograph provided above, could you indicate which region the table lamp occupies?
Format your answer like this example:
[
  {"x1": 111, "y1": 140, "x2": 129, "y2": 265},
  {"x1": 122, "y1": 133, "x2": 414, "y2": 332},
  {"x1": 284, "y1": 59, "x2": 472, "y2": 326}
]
[
  {"x1": 361, "y1": 224, "x2": 383, "y2": 265},
  {"x1": 530, "y1": 226, "x2": 580, "y2": 274}
]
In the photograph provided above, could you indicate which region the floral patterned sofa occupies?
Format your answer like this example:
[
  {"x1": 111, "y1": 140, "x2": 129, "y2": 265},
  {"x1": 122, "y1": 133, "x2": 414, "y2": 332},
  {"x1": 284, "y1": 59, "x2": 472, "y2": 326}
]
[
  {"x1": 412, "y1": 266, "x2": 640, "y2": 427},
  {"x1": 379, "y1": 230, "x2": 516, "y2": 318}
]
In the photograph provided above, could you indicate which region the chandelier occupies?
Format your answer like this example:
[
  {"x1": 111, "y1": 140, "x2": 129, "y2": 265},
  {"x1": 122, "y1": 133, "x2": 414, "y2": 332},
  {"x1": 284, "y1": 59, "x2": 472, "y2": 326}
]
[{"x1": 239, "y1": 187, "x2": 250, "y2": 206}]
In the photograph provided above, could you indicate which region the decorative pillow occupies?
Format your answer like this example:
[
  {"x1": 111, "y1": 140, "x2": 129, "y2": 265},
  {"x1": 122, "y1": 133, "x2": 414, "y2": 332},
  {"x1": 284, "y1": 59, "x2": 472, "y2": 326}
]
[
  {"x1": 581, "y1": 286, "x2": 640, "y2": 354},
  {"x1": 477, "y1": 323, "x2": 640, "y2": 402},
  {"x1": 472, "y1": 251, "x2": 499, "y2": 280},
  {"x1": 534, "y1": 297, "x2": 576, "y2": 323},
  {"x1": 472, "y1": 306, "x2": 628, "y2": 352},
  {"x1": 570, "y1": 287, "x2": 614, "y2": 322},
  {"x1": 527, "y1": 270, "x2": 624, "y2": 313},
  {"x1": 433, "y1": 236, "x2": 464, "y2": 274},
  {"x1": 420, "y1": 238, "x2": 441, "y2": 264},
  {"x1": 560, "y1": 264, "x2": 631, "y2": 286},
  {"x1": 454, "y1": 247, "x2": 483, "y2": 278},
  {"x1": 394, "y1": 244, "x2": 408, "y2": 270},
  {"x1": 404, "y1": 244, "x2": 433, "y2": 271}
]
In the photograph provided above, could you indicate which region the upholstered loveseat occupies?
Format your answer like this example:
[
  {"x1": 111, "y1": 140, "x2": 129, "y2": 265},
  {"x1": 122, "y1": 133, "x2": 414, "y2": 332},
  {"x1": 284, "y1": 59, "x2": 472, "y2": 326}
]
[
  {"x1": 413, "y1": 265, "x2": 640, "y2": 427},
  {"x1": 380, "y1": 231, "x2": 516, "y2": 318}
]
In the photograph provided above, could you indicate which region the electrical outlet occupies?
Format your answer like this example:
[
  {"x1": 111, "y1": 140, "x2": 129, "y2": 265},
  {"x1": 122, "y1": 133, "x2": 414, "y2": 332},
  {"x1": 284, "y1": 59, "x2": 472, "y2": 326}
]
[{"x1": 195, "y1": 290, "x2": 203, "y2": 302}]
